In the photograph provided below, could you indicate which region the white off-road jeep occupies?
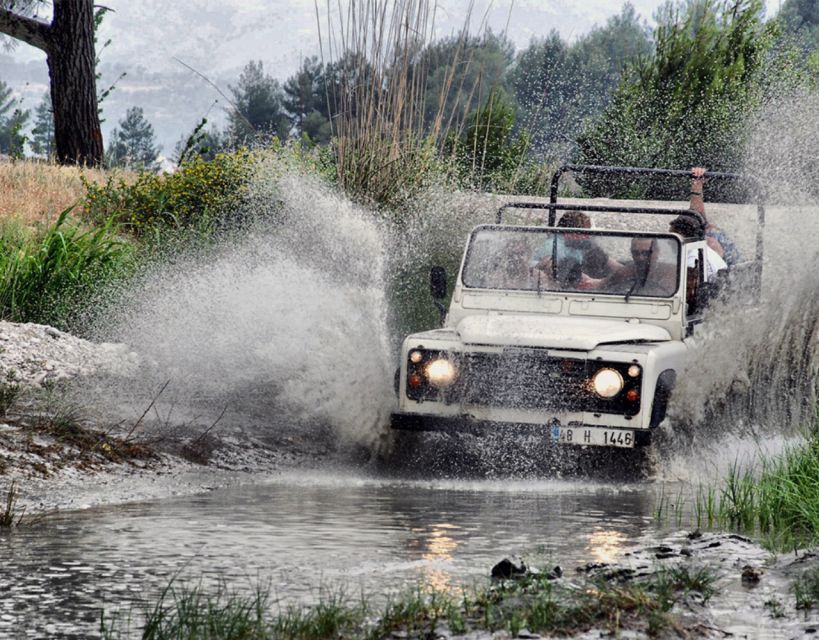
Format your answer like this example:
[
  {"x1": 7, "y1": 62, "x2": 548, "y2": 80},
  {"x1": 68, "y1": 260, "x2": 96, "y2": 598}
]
[{"x1": 391, "y1": 165, "x2": 763, "y2": 453}]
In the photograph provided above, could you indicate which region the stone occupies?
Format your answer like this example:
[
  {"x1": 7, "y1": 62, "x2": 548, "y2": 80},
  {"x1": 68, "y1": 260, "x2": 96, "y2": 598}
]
[
  {"x1": 491, "y1": 558, "x2": 528, "y2": 579},
  {"x1": 741, "y1": 565, "x2": 762, "y2": 585},
  {"x1": 546, "y1": 565, "x2": 562, "y2": 580}
]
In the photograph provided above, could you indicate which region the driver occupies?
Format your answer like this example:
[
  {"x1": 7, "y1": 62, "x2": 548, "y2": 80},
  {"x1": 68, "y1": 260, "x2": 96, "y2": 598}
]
[{"x1": 601, "y1": 238, "x2": 677, "y2": 297}]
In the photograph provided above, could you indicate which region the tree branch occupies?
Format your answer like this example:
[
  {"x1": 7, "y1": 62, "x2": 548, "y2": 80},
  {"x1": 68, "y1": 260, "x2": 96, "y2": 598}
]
[{"x1": 0, "y1": 8, "x2": 51, "y2": 51}]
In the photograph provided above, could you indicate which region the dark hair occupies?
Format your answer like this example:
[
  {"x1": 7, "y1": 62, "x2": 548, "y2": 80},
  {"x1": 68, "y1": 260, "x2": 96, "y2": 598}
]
[
  {"x1": 669, "y1": 214, "x2": 704, "y2": 239},
  {"x1": 557, "y1": 212, "x2": 591, "y2": 229}
]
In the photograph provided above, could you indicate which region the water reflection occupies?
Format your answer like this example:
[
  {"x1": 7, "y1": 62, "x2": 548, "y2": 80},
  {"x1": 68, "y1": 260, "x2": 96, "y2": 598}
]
[
  {"x1": 0, "y1": 473, "x2": 664, "y2": 637},
  {"x1": 414, "y1": 523, "x2": 462, "y2": 592},
  {"x1": 587, "y1": 529, "x2": 628, "y2": 564}
]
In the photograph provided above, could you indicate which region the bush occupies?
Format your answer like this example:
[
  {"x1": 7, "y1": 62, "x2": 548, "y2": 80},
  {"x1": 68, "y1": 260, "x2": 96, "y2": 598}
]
[
  {"x1": 82, "y1": 150, "x2": 255, "y2": 236},
  {"x1": 575, "y1": 0, "x2": 813, "y2": 199},
  {"x1": 446, "y1": 89, "x2": 535, "y2": 193}
]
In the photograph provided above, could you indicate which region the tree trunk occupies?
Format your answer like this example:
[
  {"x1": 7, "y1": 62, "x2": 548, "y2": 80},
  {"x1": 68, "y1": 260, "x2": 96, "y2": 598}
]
[
  {"x1": 0, "y1": 0, "x2": 103, "y2": 166},
  {"x1": 46, "y1": 0, "x2": 103, "y2": 166}
]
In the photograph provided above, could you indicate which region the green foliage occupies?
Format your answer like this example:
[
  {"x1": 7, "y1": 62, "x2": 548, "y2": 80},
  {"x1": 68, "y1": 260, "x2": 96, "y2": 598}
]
[
  {"x1": 0, "y1": 370, "x2": 20, "y2": 418},
  {"x1": 1, "y1": 480, "x2": 25, "y2": 528},
  {"x1": 778, "y1": 0, "x2": 819, "y2": 50},
  {"x1": 283, "y1": 56, "x2": 333, "y2": 144},
  {"x1": 174, "y1": 117, "x2": 225, "y2": 164},
  {"x1": 83, "y1": 150, "x2": 254, "y2": 236},
  {"x1": 93, "y1": 4, "x2": 125, "y2": 118},
  {"x1": 106, "y1": 106, "x2": 161, "y2": 170},
  {"x1": 414, "y1": 31, "x2": 515, "y2": 132},
  {"x1": 0, "y1": 208, "x2": 133, "y2": 332},
  {"x1": 228, "y1": 61, "x2": 289, "y2": 144},
  {"x1": 794, "y1": 566, "x2": 819, "y2": 610},
  {"x1": 0, "y1": 80, "x2": 29, "y2": 158},
  {"x1": 447, "y1": 89, "x2": 533, "y2": 192},
  {"x1": 692, "y1": 420, "x2": 819, "y2": 550},
  {"x1": 510, "y1": 5, "x2": 651, "y2": 159},
  {"x1": 576, "y1": 0, "x2": 810, "y2": 199},
  {"x1": 101, "y1": 564, "x2": 720, "y2": 639}
]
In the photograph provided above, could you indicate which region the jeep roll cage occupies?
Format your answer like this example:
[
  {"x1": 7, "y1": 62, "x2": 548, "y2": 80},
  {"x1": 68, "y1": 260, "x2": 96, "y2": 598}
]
[{"x1": 495, "y1": 164, "x2": 766, "y2": 296}]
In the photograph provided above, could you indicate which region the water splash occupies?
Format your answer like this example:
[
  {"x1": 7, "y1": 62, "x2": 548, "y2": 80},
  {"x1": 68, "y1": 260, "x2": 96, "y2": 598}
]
[
  {"x1": 662, "y1": 92, "x2": 819, "y2": 474},
  {"x1": 92, "y1": 156, "x2": 396, "y2": 453}
]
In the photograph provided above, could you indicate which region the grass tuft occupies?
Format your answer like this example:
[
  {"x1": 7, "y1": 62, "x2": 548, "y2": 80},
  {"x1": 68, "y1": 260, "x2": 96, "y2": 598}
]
[
  {"x1": 793, "y1": 566, "x2": 819, "y2": 611},
  {"x1": 0, "y1": 206, "x2": 134, "y2": 332},
  {"x1": 0, "y1": 480, "x2": 26, "y2": 528},
  {"x1": 689, "y1": 425, "x2": 819, "y2": 550}
]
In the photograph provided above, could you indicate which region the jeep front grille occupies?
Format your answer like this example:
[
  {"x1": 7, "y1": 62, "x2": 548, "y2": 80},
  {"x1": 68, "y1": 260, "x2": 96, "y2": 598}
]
[{"x1": 456, "y1": 349, "x2": 589, "y2": 411}]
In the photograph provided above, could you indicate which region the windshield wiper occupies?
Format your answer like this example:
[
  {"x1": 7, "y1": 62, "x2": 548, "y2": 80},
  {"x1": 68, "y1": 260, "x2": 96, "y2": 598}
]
[{"x1": 624, "y1": 277, "x2": 640, "y2": 302}]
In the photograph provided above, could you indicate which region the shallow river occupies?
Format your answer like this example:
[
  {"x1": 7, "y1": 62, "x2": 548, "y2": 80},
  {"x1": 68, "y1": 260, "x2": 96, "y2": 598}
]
[{"x1": 0, "y1": 470, "x2": 669, "y2": 638}]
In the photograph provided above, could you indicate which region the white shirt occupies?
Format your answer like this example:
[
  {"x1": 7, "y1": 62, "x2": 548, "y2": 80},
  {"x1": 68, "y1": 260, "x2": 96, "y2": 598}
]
[{"x1": 687, "y1": 246, "x2": 727, "y2": 281}]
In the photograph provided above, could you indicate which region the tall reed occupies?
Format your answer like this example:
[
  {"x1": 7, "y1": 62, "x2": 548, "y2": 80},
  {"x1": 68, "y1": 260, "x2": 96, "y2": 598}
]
[{"x1": 317, "y1": 0, "x2": 492, "y2": 207}]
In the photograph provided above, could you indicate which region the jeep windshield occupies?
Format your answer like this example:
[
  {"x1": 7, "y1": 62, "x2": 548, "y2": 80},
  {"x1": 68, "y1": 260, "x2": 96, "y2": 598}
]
[{"x1": 461, "y1": 226, "x2": 681, "y2": 298}]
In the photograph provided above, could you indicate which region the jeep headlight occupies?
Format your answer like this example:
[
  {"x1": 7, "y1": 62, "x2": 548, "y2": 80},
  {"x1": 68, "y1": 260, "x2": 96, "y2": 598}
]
[
  {"x1": 426, "y1": 358, "x2": 458, "y2": 388},
  {"x1": 592, "y1": 368, "x2": 624, "y2": 398}
]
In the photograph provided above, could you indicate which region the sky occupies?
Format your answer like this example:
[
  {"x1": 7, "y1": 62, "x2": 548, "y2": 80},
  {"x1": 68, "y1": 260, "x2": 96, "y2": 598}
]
[{"x1": 0, "y1": 0, "x2": 674, "y2": 155}]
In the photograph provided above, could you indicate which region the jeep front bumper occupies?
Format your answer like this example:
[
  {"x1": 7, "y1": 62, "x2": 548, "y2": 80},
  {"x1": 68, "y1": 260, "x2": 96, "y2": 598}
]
[{"x1": 390, "y1": 413, "x2": 653, "y2": 448}]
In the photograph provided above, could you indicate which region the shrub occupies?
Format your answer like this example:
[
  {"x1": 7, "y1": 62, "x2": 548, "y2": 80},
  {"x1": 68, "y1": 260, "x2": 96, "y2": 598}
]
[
  {"x1": 81, "y1": 149, "x2": 255, "y2": 236},
  {"x1": 575, "y1": 0, "x2": 813, "y2": 199},
  {"x1": 445, "y1": 89, "x2": 536, "y2": 193}
]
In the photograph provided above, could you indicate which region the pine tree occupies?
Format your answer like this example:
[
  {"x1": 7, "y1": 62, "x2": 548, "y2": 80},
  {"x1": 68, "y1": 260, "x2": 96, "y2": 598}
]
[
  {"x1": 0, "y1": 79, "x2": 13, "y2": 120},
  {"x1": 106, "y1": 106, "x2": 160, "y2": 169},
  {"x1": 29, "y1": 93, "x2": 55, "y2": 158},
  {"x1": 283, "y1": 56, "x2": 332, "y2": 143},
  {"x1": 227, "y1": 60, "x2": 289, "y2": 143},
  {"x1": 0, "y1": 0, "x2": 104, "y2": 165},
  {"x1": 0, "y1": 79, "x2": 29, "y2": 157}
]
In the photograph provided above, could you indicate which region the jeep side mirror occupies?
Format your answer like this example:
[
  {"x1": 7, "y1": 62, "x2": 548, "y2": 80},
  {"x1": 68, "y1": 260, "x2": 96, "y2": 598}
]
[{"x1": 430, "y1": 266, "x2": 447, "y2": 299}]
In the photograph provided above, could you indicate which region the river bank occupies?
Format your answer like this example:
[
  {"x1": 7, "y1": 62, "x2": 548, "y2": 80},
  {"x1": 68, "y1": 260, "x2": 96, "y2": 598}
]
[
  {"x1": 0, "y1": 319, "x2": 339, "y2": 515},
  {"x1": 102, "y1": 530, "x2": 819, "y2": 639}
]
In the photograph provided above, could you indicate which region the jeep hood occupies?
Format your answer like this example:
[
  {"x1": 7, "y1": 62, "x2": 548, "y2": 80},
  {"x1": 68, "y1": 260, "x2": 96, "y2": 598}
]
[{"x1": 455, "y1": 314, "x2": 671, "y2": 350}]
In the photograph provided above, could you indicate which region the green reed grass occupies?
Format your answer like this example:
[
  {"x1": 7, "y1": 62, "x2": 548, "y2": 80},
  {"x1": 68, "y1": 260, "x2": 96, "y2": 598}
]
[
  {"x1": 100, "y1": 564, "x2": 719, "y2": 639},
  {"x1": 654, "y1": 484, "x2": 687, "y2": 528},
  {"x1": 0, "y1": 206, "x2": 133, "y2": 332},
  {"x1": 690, "y1": 427, "x2": 819, "y2": 550},
  {"x1": 793, "y1": 566, "x2": 819, "y2": 611}
]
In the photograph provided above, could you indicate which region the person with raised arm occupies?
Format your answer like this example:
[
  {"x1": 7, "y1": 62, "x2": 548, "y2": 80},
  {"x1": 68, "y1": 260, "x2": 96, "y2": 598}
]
[{"x1": 688, "y1": 166, "x2": 739, "y2": 269}]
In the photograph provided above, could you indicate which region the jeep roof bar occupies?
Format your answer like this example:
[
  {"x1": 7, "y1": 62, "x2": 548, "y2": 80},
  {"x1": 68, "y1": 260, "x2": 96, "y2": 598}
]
[
  {"x1": 547, "y1": 164, "x2": 764, "y2": 208},
  {"x1": 495, "y1": 202, "x2": 704, "y2": 228},
  {"x1": 548, "y1": 164, "x2": 766, "y2": 284}
]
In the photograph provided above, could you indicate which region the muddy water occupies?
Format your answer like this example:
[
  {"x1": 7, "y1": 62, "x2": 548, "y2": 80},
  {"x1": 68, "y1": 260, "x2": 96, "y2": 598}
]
[{"x1": 0, "y1": 471, "x2": 667, "y2": 637}]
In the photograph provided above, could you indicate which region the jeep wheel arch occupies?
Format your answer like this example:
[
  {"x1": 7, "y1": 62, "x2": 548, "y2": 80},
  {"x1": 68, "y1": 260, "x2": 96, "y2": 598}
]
[{"x1": 650, "y1": 369, "x2": 677, "y2": 428}]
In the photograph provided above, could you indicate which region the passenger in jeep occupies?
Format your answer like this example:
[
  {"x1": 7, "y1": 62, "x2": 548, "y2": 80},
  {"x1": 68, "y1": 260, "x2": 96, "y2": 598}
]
[
  {"x1": 668, "y1": 215, "x2": 727, "y2": 281},
  {"x1": 598, "y1": 237, "x2": 678, "y2": 297},
  {"x1": 689, "y1": 166, "x2": 739, "y2": 268},
  {"x1": 533, "y1": 211, "x2": 619, "y2": 280}
]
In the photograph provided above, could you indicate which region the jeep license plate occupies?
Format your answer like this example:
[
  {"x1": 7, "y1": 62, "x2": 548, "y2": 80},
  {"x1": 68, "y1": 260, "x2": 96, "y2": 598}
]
[{"x1": 550, "y1": 425, "x2": 635, "y2": 448}]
